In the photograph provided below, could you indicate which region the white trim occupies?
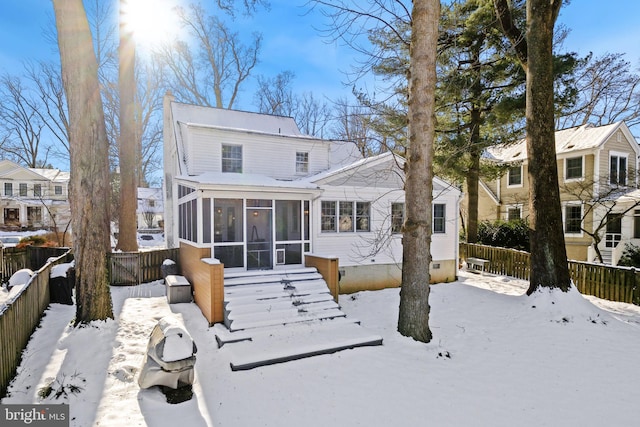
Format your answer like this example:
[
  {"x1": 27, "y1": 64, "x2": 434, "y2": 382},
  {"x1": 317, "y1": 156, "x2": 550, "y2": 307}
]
[
  {"x1": 506, "y1": 165, "x2": 523, "y2": 188},
  {"x1": 562, "y1": 201, "x2": 584, "y2": 237},
  {"x1": 221, "y1": 143, "x2": 244, "y2": 173},
  {"x1": 505, "y1": 204, "x2": 522, "y2": 221},
  {"x1": 563, "y1": 155, "x2": 584, "y2": 182},
  {"x1": 609, "y1": 150, "x2": 629, "y2": 187},
  {"x1": 478, "y1": 180, "x2": 500, "y2": 205}
]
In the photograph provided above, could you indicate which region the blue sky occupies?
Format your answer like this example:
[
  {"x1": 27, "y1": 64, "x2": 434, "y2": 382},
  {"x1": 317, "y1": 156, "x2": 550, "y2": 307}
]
[
  {"x1": 0, "y1": 0, "x2": 639, "y2": 171},
  {"x1": 1, "y1": 1, "x2": 639, "y2": 108},
  {"x1": 0, "y1": 0, "x2": 355, "y2": 111}
]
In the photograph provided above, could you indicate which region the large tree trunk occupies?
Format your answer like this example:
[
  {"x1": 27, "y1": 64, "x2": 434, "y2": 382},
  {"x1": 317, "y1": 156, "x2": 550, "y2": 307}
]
[
  {"x1": 466, "y1": 46, "x2": 483, "y2": 244},
  {"x1": 525, "y1": 0, "x2": 571, "y2": 293},
  {"x1": 466, "y1": 148, "x2": 481, "y2": 243},
  {"x1": 116, "y1": 0, "x2": 139, "y2": 251},
  {"x1": 52, "y1": 0, "x2": 113, "y2": 323},
  {"x1": 397, "y1": 0, "x2": 439, "y2": 343}
]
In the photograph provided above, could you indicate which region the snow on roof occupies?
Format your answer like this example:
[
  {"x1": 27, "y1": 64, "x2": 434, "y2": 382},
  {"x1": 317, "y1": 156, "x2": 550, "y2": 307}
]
[
  {"x1": 613, "y1": 188, "x2": 640, "y2": 203},
  {"x1": 31, "y1": 168, "x2": 69, "y2": 182},
  {"x1": 171, "y1": 101, "x2": 302, "y2": 136},
  {"x1": 309, "y1": 151, "x2": 398, "y2": 183},
  {"x1": 309, "y1": 151, "x2": 460, "y2": 194},
  {"x1": 486, "y1": 122, "x2": 625, "y2": 163},
  {"x1": 0, "y1": 160, "x2": 64, "y2": 182},
  {"x1": 329, "y1": 140, "x2": 364, "y2": 169},
  {"x1": 138, "y1": 187, "x2": 162, "y2": 200},
  {"x1": 177, "y1": 172, "x2": 320, "y2": 190}
]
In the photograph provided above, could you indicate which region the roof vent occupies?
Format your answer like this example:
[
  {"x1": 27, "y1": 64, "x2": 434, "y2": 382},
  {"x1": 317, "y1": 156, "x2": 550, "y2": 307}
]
[
  {"x1": 566, "y1": 144, "x2": 575, "y2": 149},
  {"x1": 512, "y1": 152, "x2": 521, "y2": 158}
]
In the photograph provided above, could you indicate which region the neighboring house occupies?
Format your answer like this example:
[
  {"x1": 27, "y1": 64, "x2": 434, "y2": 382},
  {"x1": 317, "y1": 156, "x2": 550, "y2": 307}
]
[
  {"x1": 0, "y1": 160, "x2": 71, "y2": 231},
  {"x1": 473, "y1": 121, "x2": 640, "y2": 265},
  {"x1": 163, "y1": 95, "x2": 462, "y2": 292},
  {"x1": 137, "y1": 187, "x2": 164, "y2": 229}
]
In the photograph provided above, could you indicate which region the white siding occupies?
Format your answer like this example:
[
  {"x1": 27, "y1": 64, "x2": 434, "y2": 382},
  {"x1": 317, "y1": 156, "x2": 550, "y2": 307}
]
[
  {"x1": 185, "y1": 127, "x2": 331, "y2": 179},
  {"x1": 312, "y1": 186, "x2": 403, "y2": 266},
  {"x1": 311, "y1": 185, "x2": 460, "y2": 267}
]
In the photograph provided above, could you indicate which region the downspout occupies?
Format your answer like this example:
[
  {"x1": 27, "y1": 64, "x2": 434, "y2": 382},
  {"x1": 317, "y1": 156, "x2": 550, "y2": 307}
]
[{"x1": 594, "y1": 147, "x2": 601, "y2": 196}]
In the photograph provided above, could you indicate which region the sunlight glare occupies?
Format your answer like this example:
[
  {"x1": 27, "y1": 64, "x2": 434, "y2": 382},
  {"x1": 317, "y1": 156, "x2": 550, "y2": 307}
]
[{"x1": 122, "y1": 0, "x2": 182, "y2": 50}]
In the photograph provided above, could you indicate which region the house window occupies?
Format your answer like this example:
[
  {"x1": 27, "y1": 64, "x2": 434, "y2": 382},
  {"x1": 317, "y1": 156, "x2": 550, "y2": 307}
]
[
  {"x1": 391, "y1": 203, "x2": 405, "y2": 234},
  {"x1": 4, "y1": 183, "x2": 12, "y2": 196},
  {"x1": 565, "y1": 157, "x2": 583, "y2": 180},
  {"x1": 434, "y1": 203, "x2": 446, "y2": 233},
  {"x1": 178, "y1": 199, "x2": 197, "y2": 242},
  {"x1": 27, "y1": 206, "x2": 42, "y2": 223},
  {"x1": 322, "y1": 200, "x2": 370, "y2": 233},
  {"x1": 634, "y1": 210, "x2": 640, "y2": 239},
  {"x1": 34, "y1": 184, "x2": 41, "y2": 197},
  {"x1": 507, "y1": 165, "x2": 522, "y2": 186},
  {"x1": 177, "y1": 185, "x2": 195, "y2": 199},
  {"x1": 610, "y1": 154, "x2": 627, "y2": 186},
  {"x1": 222, "y1": 144, "x2": 243, "y2": 173},
  {"x1": 55, "y1": 185, "x2": 62, "y2": 195},
  {"x1": 296, "y1": 152, "x2": 309, "y2": 173},
  {"x1": 507, "y1": 206, "x2": 521, "y2": 221},
  {"x1": 356, "y1": 202, "x2": 370, "y2": 232},
  {"x1": 339, "y1": 201, "x2": 354, "y2": 232},
  {"x1": 564, "y1": 205, "x2": 582, "y2": 234},
  {"x1": 19, "y1": 183, "x2": 27, "y2": 197},
  {"x1": 321, "y1": 201, "x2": 337, "y2": 232}
]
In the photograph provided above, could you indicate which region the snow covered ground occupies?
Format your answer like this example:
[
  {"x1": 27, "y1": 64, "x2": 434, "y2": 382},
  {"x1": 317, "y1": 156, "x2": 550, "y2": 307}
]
[{"x1": 2, "y1": 270, "x2": 640, "y2": 426}]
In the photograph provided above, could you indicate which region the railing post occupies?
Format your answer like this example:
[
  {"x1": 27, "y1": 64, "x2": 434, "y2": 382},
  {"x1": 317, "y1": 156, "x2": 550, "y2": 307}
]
[
  {"x1": 304, "y1": 253, "x2": 339, "y2": 302},
  {"x1": 208, "y1": 258, "x2": 224, "y2": 325}
]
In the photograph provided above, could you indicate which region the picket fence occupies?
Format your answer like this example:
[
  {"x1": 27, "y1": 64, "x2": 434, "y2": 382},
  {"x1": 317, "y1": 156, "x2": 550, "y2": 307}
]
[{"x1": 461, "y1": 243, "x2": 640, "y2": 305}]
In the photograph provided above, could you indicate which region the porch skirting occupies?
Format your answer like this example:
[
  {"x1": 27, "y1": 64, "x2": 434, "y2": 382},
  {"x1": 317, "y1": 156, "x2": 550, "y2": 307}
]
[{"x1": 338, "y1": 259, "x2": 457, "y2": 294}]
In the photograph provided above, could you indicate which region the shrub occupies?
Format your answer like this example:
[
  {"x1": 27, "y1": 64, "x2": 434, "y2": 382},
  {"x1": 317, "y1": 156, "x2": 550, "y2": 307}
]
[
  {"x1": 617, "y1": 243, "x2": 640, "y2": 268},
  {"x1": 16, "y1": 234, "x2": 58, "y2": 248},
  {"x1": 477, "y1": 219, "x2": 530, "y2": 251}
]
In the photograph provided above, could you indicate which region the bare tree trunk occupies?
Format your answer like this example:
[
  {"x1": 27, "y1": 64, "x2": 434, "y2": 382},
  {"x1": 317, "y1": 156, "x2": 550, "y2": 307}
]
[
  {"x1": 466, "y1": 45, "x2": 483, "y2": 244},
  {"x1": 494, "y1": 0, "x2": 571, "y2": 294},
  {"x1": 397, "y1": 0, "x2": 439, "y2": 343},
  {"x1": 466, "y1": 150, "x2": 480, "y2": 243},
  {"x1": 116, "y1": 0, "x2": 139, "y2": 251},
  {"x1": 524, "y1": 0, "x2": 571, "y2": 293},
  {"x1": 52, "y1": 0, "x2": 113, "y2": 323}
]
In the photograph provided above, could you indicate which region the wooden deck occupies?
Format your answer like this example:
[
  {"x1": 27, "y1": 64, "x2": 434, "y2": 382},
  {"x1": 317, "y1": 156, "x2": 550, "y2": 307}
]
[{"x1": 214, "y1": 268, "x2": 382, "y2": 370}]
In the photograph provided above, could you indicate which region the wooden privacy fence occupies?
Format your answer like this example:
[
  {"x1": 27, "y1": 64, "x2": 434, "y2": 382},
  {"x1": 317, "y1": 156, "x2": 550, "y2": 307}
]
[
  {"x1": 1, "y1": 247, "x2": 179, "y2": 398},
  {"x1": 1, "y1": 246, "x2": 70, "y2": 284},
  {"x1": 461, "y1": 243, "x2": 640, "y2": 305},
  {"x1": 0, "y1": 250, "x2": 73, "y2": 399},
  {"x1": 108, "y1": 248, "x2": 180, "y2": 285}
]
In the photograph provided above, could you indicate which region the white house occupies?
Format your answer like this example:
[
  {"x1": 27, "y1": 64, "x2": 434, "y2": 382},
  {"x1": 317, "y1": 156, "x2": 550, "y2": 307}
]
[
  {"x1": 163, "y1": 95, "x2": 461, "y2": 292},
  {"x1": 0, "y1": 159, "x2": 70, "y2": 231},
  {"x1": 137, "y1": 187, "x2": 164, "y2": 229},
  {"x1": 477, "y1": 121, "x2": 640, "y2": 265}
]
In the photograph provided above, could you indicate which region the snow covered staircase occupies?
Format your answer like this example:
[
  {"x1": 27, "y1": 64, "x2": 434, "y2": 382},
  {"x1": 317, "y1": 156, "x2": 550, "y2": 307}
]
[{"x1": 214, "y1": 268, "x2": 383, "y2": 370}]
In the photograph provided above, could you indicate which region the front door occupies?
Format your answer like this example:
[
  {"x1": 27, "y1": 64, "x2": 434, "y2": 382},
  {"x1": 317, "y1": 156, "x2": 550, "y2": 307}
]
[
  {"x1": 605, "y1": 213, "x2": 622, "y2": 248},
  {"x1": 4, "y1": 208, "x2": 19, "y2": 227},
  {"x1": 246, "y1": 200, "x2": 273, "y2": 270}
]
